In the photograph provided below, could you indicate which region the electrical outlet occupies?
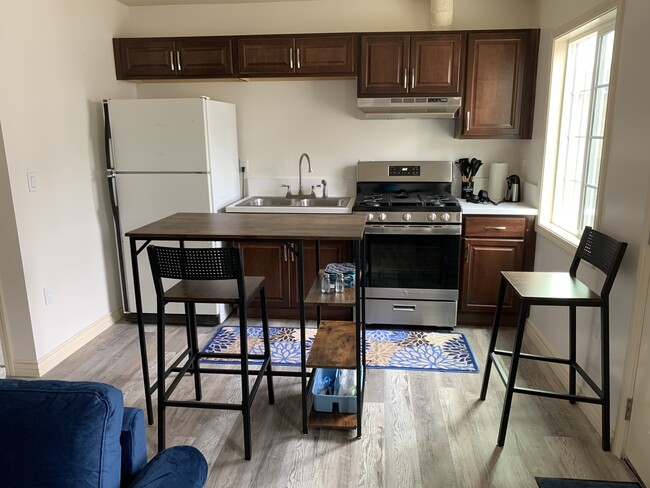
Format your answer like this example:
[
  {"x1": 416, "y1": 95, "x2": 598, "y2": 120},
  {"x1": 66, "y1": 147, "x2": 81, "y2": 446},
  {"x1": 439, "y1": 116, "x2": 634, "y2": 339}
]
[
  {"x1": 239, "y1": 159, "x2": 249, "y2": 173},
  {"x1": 43, "y1": 287, "x2": 54, "y2": 306}
]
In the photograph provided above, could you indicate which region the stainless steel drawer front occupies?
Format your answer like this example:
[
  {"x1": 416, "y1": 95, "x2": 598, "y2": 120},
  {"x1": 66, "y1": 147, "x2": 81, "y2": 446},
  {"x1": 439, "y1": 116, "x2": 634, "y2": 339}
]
[{"x1": 365, "y1": 298, "x2": 457, "y2": 327}]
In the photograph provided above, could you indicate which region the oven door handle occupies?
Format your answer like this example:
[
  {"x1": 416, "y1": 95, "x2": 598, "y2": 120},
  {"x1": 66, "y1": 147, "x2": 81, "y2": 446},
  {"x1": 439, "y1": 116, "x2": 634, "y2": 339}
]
[
  {"x1": 365, "y1": 224, "x2": 461, "y2": 235},
  {"x1": 393, "y1": 304, "x2": 417, "y2": 312}
]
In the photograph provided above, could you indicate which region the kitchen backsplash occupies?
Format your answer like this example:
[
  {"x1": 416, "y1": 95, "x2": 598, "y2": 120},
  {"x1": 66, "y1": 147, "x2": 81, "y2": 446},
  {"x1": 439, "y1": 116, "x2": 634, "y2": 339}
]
[{"x1": 244, "y1": 177, "x2": 356, "y2": 198}]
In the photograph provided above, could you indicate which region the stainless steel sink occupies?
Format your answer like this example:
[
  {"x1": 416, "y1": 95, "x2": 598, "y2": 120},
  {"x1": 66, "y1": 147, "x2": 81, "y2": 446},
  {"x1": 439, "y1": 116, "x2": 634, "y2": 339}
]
[{"x1": 226, "y1": 196, "x2": 354, "y2": 214}]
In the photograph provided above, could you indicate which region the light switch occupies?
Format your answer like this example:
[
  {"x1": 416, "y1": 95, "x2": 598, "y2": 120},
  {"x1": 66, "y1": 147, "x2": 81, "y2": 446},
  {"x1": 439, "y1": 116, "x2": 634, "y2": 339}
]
[{"x1": 27, "y1": 172, "x2": 38, "y2": 192}]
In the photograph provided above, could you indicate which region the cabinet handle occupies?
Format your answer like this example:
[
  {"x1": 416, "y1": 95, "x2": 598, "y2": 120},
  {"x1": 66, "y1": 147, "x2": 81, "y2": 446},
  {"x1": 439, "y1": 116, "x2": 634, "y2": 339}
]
[
  {"x1": 296, "y1": 48, "x2": 301, "y2": 69},
  {"x1": 466, "y1": 111, "x2": 471, "y2": 131},
  {"x1": 283, "y1": 245, "x2": 288, "y2": 262},
  {"x1": 410, "y1": 68, "x2": 415, "y2": 89},
  {"x1": 176, "y1": 51, "x2": 181, "y2": 71},
  {"x1": 485, "y1": 226, "x2": 507, "y2": 230},
  {"x1": 289, "y1": 48, "x2": 294, "y2": 69},
  {"x1": 403, "y1": 68, "x2": 408, "y2": 89},
  {"x1": 170, "y1": 51, "x2": 175, "y2": 71}
]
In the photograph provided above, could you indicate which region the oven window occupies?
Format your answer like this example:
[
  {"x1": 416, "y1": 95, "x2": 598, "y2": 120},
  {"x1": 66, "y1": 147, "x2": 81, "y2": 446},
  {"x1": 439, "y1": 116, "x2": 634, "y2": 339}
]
[{"x1": 366, "y1": 234, "x2": 460, "y2": 290}]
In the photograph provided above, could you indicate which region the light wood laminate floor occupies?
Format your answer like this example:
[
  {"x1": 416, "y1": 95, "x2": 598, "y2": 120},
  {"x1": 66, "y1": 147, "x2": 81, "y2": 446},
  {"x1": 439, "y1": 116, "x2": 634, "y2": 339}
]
[{"x1": 43, "y1": 318, "x2": 637, "y2": 488}]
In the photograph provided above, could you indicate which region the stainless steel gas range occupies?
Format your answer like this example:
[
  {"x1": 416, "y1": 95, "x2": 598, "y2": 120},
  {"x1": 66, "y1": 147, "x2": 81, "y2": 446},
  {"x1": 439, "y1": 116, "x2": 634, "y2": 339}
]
[{"x1": 354, "y1": 161, "x2": 461, "y2": 328}]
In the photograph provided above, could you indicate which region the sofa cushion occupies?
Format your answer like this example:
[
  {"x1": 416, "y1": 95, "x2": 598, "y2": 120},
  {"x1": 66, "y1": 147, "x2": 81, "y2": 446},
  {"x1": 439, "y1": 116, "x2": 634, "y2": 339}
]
[
  {"x1": 0, "y1": 379, "x2": 124, "y2": 488},
  {"x1": 128, "y1": 446, "x2": 208, "y2": 488}
]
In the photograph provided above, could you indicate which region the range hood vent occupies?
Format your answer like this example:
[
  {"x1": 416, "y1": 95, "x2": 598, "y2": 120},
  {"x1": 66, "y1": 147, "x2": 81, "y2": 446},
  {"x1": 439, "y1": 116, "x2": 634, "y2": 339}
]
[{"x1": 357, "y1": 97, "x2": 462, "y2": 119}]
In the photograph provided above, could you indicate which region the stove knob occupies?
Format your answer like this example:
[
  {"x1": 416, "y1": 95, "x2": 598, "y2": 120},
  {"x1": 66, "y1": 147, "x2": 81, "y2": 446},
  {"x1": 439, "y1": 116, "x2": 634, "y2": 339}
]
[
  {"x1": 378, "y1": 213, "x2": 387, "y2": 221},
  {"x1": 402, "y1": 213, "x2": 412, "y2": 222},
  {"x1": 441, "y1": 213, "x2": 451, "y2": 222},
  {"x1": 366, "y1": 213, "x2": 374, "y2": 222},
  {"x1": 427, "y1": 213, "x2": 437, "y2": 221}
]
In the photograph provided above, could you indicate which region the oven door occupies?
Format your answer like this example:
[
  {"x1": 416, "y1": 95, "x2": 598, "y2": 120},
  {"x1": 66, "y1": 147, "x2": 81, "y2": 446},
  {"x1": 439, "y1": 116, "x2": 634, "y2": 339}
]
[
  {"x1": 364, "y1": 224, "x2": 461, "y2": 297},
  {"x1": 363, "y1": 224, "x2": 461, "y2": 327}
]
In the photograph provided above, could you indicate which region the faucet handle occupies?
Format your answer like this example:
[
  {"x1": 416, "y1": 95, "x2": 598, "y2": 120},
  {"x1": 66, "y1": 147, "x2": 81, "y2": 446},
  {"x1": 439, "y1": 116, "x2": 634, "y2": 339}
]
[
  {"x1": 321, "y1": 179, "x2": 328, "y2": 198},
  {"x1": 280, "y1": 184, "x2": 292, "y2": 197}
]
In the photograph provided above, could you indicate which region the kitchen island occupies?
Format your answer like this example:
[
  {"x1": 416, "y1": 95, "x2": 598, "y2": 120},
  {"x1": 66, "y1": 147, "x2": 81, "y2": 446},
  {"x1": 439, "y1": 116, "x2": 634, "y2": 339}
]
[{"x1": 125, "y1": 211, "x2": 367, "y2": 437}]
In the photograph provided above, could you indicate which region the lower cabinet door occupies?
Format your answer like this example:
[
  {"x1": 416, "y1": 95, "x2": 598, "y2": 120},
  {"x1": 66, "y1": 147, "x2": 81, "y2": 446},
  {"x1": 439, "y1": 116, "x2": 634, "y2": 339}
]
[
  {"x1": 238, "y1": 242, "x2": 292, "y2": 310},
  {"x1": 460, "y1": 237, "x2": 524, "y2": 315}
]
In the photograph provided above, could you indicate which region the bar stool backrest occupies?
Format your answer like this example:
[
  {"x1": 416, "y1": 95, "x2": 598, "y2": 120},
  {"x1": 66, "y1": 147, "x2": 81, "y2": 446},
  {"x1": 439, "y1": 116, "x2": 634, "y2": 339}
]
[
  {"x1": 147, "y1": 245, "x2": 241, "y2": 280},
  {"x1": 569, "y1": 226, "x2": 628, "y2": 299}
]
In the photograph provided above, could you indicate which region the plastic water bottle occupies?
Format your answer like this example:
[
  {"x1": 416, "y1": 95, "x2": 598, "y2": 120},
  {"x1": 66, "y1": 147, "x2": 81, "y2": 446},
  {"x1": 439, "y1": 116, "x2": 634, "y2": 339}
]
[
  {"x1": 335, "y1": 273, "x2": 345, "y2": 293},
  {"x1": 320, "y1": 271, "x2": 331, "y2": 294}
]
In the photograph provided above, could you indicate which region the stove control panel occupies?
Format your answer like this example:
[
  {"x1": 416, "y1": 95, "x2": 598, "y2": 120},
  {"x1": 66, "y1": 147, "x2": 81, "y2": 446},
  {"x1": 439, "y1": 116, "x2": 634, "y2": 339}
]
[
  {"x1": 359, "y1": 211, "x2": 461, "y2": 224},
  {"x1": 388, "y1": 165, "x2": 420, "y2": 177}
]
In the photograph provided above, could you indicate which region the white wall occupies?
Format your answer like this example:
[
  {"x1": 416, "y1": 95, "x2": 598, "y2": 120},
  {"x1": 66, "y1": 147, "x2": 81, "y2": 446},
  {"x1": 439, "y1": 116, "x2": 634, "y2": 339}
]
[
  {"x1": 0, "y1": 0, "x2": 135, "y2": 373},
  {"x1": 524, "y1": 0, "x2": 650, "y2": 433},
  {"x1": 127, "y1": 0, "x2": 535, "y2": 36}
]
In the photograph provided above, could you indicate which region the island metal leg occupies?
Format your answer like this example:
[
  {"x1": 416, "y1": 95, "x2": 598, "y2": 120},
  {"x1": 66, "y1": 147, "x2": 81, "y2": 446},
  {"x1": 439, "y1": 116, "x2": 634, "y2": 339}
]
[
  {"x1": 130, "y1": 237, "x2": 154, "y2": 425},
  {"x1": 296, "y1": 240, "x2": 309, "y2": 434}
]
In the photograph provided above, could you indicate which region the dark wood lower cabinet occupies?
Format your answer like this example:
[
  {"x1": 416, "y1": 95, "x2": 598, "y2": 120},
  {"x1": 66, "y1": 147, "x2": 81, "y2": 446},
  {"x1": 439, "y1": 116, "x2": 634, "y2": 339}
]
[
  {"x1": 238, "y1": 240, "x2": 352, "y2": 320},
  {"x1": 458, "y1": 215, "x2": 536, "y2": 326}
]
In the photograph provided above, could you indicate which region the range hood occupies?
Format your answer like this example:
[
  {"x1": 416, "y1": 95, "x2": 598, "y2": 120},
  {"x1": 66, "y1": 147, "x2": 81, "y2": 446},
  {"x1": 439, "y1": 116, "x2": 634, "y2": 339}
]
[{"x1": 357, "y1": 96, "x2": 462, "y2": 119}]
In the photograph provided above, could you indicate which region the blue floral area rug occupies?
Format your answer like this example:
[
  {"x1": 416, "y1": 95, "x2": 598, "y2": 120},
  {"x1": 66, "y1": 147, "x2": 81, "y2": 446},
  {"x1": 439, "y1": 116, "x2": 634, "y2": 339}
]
[
  {"x1": 536, "y1": 478, "x2": 641, "y2": 488},
  {"x1": 201, "y1": 326, "x2": 478, "y2": 373}
]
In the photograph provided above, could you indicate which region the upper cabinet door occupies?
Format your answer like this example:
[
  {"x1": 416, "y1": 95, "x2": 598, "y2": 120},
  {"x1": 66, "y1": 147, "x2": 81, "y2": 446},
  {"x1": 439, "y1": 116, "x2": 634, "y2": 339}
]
[
  {"x1": 175, "y1": 38, "x2": 234, "y2": 77},
  {"x1": 237, "y1": 37, "x2": 295, "y2": 75},
  {"x1": 294, "y1": 35, "x2": 355, "y2": 75},
  {"x1": 358, "y1": 35, "x2": 410, "y2": 96},
  {"x1": 458, "y1": 30, "x2": 539, "y2": 139},
  {"x1": 410, "y1": 33, "x2": 463, "y2": 95},
  {"x1": 114, "y1": 39, "x2": 176, "y2": 79}
]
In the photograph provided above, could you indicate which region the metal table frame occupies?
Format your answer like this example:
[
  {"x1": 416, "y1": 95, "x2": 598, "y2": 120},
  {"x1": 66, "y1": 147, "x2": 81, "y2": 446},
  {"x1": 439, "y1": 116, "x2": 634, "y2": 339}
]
[{"x1": 126, "y1": 212, "x2": 365, "y2": 436}]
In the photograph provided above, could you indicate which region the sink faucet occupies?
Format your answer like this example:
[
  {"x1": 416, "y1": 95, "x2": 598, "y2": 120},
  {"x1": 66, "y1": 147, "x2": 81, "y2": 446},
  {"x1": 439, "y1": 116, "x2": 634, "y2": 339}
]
[{"x1": 298, "y1": 153, "x2": 313, "y2": 196}]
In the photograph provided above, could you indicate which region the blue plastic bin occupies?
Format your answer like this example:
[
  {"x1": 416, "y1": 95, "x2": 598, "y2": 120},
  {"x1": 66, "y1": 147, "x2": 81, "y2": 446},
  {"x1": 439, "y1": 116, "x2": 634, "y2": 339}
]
[{"x1": 311, "y1": 368, "x2": 361, "y2": 414}]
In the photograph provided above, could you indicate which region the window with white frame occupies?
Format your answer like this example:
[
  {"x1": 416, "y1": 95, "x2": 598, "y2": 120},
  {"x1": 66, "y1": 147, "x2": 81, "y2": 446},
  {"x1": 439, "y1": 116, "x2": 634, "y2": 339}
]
[{"x1": 539, "y1": 6, "x2": 619, "y2": 246}]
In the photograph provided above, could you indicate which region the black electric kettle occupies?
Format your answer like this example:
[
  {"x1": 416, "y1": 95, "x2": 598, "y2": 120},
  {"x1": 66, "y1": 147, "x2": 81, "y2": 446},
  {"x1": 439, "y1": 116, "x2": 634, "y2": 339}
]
[{"x1": 505, "y1": 175, "x2": 521, "y2": 202}]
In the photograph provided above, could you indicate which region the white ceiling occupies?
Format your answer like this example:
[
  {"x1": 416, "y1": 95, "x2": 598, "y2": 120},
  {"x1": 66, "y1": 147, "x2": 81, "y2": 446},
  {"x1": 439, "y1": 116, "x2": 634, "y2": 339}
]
[{"x1": 116, "y1": 0, "x2": 323, "y2": 6}]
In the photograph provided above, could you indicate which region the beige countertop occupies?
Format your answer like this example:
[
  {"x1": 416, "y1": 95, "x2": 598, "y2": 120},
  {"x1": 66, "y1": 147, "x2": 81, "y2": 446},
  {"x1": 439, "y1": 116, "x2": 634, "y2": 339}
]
[{"x1": 460, "y1": 200, "x2": 538, "y2": 216}]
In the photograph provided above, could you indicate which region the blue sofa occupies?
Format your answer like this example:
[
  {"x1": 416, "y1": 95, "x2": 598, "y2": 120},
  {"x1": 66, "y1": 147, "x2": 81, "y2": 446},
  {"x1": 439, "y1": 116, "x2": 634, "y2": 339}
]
[{"x1": 0, "y1": 379, "x2": 208, "y2": 488}]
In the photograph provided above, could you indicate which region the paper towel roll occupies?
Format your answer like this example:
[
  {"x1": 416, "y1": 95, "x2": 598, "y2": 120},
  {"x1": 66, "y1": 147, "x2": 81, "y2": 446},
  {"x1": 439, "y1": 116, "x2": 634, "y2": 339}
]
[{"x1": 488, "y1": 163, "x2": 508, "y2": 202}]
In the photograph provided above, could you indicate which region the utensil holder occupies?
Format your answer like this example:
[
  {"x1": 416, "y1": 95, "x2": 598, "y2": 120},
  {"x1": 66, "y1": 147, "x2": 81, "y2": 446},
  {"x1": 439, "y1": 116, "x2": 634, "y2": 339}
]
[{"x1": 461, "y1": 181, "x2": 474, "y2": 199}]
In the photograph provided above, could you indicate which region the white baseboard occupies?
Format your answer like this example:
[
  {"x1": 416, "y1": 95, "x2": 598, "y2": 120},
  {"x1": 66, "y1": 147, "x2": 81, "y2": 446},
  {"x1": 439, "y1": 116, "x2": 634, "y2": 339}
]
[
  {"x1": 525, "y1": 318, "x2": 605, "y2": 438},
  {"x1": 10, "y1": 309, "x2": 123, "y2": 378}
]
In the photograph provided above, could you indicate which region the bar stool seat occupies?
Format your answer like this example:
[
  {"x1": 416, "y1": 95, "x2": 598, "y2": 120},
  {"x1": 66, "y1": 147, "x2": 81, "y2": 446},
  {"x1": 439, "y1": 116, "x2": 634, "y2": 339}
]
[
  {"x1": 165, "y1": 277, "x2": 265, "y2": 304},
  {"x1": 479, "y1": 226, "x2": 627, "y2": 451},
  {"x1": 147, "y1": 245, "x2": 274, "y2": 461}
]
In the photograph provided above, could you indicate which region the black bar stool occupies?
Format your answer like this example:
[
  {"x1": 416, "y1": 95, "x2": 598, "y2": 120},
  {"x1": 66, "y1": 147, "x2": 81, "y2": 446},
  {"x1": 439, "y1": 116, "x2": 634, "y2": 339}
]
[
  {"x1": 147, "y1": 245, "x2": 274, "y2": 460},
  {"x1": 479, "y1": 226, "x2": 627, "y2": 451}
]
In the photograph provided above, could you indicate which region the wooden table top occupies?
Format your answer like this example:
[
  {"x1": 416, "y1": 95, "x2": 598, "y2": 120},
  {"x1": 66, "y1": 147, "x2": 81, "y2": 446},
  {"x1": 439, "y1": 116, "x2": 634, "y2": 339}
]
[{"x1": 125, "y1": 212, "x2": 367, "y2": 241}]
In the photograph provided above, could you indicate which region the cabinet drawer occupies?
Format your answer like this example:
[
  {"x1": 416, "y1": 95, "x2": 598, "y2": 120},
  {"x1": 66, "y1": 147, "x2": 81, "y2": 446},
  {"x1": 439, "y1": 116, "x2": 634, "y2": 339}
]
[{"x1": 464, "y1": 216, "x2": 526, "y2": 238}]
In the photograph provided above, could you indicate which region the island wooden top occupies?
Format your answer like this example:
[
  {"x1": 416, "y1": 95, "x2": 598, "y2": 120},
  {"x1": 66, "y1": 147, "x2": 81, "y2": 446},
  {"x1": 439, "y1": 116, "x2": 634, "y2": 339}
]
[{"x1": 125, "y1": 212, "x2": 367, "y2": 241}]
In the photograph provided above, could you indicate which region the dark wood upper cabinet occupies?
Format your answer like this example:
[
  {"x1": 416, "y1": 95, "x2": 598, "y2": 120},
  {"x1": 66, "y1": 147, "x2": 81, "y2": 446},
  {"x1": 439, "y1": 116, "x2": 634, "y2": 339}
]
[
  {"x1": 358, "y1": 35, "x2": 410, "y2": 95},
  {"x1": 294, "y1": 35, "x2": 355, "y2": 75},
  {"x1": 237, "y1": 35, "x2": 356, "y2": 77},
  {"x1": 456, "y1": 30, "x2": 539, "y2": 139},
  {"x1": 237, "y1": 37, "x2": 295, "y2": 75},
  {"x1": 358, "y1": 33, "x2": 462, "y2": 97},
  {"x1": 113, "y1": 37, "x2": 233, "y2": 80}
]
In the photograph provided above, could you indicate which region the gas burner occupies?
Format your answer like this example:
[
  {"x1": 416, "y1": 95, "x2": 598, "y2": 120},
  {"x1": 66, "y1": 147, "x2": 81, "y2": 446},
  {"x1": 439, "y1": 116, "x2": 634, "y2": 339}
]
[
  {"x1": 393, "y1": 190, "x2": 410, "y2": 199},
  {"x1": 358, "y1": 193, "x2": 389, "y2": 207}
]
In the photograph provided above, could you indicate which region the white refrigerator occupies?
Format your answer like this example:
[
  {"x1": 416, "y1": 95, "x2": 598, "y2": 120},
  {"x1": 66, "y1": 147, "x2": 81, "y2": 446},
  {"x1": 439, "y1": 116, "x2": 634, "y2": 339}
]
[{"x1": 103, "y1": 97, "x2": 241, "y2": 322}]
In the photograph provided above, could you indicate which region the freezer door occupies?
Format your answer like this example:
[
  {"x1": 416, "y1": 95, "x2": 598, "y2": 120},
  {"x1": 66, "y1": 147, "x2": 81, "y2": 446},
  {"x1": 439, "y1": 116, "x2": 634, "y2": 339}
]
[
  {"x1": 108, "y1": 98, "x2": 210, "y2": 173},
  {"x1": 117, "y1": 173, "x2": 217, "y2": 316}
]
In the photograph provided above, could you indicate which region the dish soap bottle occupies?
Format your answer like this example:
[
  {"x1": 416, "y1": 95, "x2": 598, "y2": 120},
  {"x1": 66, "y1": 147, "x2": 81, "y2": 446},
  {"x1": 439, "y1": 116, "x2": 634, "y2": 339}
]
[
  {"x1": 320, "y1": 271, "x2": 331, "y2": 294},
  {"x1": 335, "y1": 272, "x2": 345, "y2": 293}
]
